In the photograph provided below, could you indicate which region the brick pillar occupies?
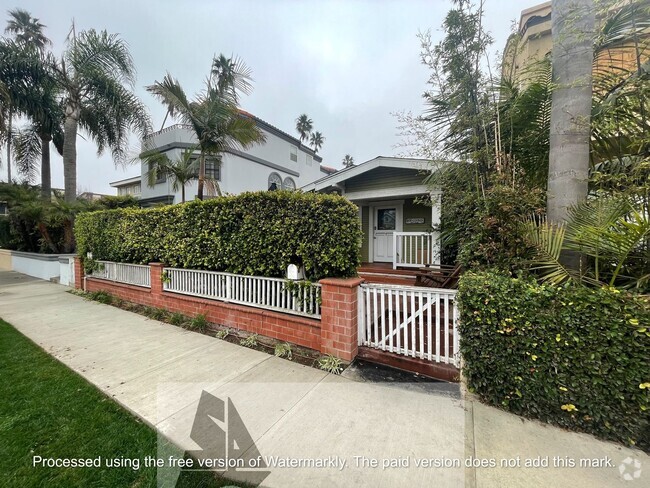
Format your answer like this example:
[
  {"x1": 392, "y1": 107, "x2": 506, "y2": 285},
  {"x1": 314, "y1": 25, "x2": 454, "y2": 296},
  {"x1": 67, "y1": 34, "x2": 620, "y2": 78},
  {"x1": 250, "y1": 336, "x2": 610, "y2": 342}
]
[
  {"x1": 319, "y1": 277, "x2": 364, "y2": 361},
  {"x1": 74, "y1": 256, "x2": 84, "y2": 290},
  {"x1": 149, "y1": 263, "x2": 164, "y2": 297}
]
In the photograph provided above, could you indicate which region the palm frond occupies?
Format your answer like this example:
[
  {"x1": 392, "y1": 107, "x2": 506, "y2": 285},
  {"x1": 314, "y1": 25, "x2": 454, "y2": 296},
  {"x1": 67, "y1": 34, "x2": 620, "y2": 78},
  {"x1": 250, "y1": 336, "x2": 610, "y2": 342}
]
[{"x1": 13, "y1": 126, "x2": 41, "y2": 183}]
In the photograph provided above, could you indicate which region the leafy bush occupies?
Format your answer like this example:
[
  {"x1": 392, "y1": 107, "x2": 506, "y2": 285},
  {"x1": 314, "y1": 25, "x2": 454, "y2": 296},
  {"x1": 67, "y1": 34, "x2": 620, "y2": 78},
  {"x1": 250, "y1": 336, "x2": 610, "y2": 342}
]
[
  {"x1": 75, "y1": 191, "x2": 362, "y2": 280},
  {"x1": 458, "y1": 271, "x2": 650, "y2": 450}
]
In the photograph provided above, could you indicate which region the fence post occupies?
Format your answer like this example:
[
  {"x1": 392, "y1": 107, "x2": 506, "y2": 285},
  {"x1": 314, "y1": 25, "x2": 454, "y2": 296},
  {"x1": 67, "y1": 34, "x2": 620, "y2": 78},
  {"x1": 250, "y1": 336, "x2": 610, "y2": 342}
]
[
  {"x1": 73, "y1": 256, "x2": 84, "y2": 290},
  {"x1": 149, "y1": 263, "x2": 164, "y2": 300},
  {"x1": 319, "y1": 277, "x2": 364, "y2": 361}
]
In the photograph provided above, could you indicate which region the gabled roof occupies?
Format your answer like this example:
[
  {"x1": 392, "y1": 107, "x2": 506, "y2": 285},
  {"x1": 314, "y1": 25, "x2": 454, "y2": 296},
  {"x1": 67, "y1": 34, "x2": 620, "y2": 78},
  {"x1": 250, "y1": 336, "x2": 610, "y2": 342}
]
[{"x1": 301, "y1": 156, "x2": 432, "y2": 192}]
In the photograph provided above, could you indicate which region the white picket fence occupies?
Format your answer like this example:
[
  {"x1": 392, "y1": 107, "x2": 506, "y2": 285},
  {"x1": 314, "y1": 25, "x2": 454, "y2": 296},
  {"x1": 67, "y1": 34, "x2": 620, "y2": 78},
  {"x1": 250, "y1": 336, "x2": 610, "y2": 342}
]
[
  {"x1": 358, "y1": 282, "x2": 459, "y2": 367},
  {"x1": 89, "y1": 261, "x2": 151, "y2": 288},
  {"x1": 393, "y1": 231, "x2": 439, "y2": 269},
  {"x1": 162, "y1": 267, "x2": 322, "y2": 319}
]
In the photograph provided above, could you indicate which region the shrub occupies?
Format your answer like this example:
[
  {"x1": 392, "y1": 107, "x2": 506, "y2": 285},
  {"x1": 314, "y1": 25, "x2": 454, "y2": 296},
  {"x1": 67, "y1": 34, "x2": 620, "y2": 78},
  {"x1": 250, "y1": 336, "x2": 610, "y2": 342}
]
[
  {"x1": 74, "y1": 191, "x2": 362, "y2": 280},
  {"x1": 169, "y1": 312, "x2": 185, "y2": 326},
  {"x1": 458, "y1": 271, "x2": 650, "y2": 450}
]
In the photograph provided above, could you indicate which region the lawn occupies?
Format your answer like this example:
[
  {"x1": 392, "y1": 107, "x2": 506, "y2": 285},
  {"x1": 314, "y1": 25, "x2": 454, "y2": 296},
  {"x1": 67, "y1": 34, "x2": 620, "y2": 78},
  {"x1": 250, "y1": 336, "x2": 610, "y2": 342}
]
[{"x1": 0, "y1": 319, "x2": 241, "y2": 487}]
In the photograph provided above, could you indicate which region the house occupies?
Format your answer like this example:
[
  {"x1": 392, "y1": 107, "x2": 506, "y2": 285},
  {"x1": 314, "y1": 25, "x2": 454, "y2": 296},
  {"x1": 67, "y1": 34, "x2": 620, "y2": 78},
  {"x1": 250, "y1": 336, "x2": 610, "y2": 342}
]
[
  {"x1": 302, "y1": 156, "x2": 440, "y2": 269},
  {"x1": 109, "y1": 176, "x2": 141, "y2": 198},
  {"x1": 503, "y1": 1, "x2": 648, "y2": 86},
  {"x1": 111, "y1": 111, "x2": 330, "y2": 206}
]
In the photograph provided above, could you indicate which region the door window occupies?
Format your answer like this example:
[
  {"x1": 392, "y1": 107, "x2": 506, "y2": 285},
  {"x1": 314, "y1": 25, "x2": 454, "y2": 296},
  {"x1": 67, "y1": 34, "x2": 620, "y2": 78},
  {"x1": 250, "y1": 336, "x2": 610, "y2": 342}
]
[{"x1": 377, "y1": 208, "x2": 396, "y2": 230}]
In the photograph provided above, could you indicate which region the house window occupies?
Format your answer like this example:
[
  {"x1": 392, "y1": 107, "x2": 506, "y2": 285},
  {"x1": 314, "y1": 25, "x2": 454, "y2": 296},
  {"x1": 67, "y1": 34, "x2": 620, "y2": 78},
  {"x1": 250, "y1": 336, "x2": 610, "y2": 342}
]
[
  {"x1": 306, "y1": 154, "x2": 313, "y2": 166},
  {"x1": 190, "y1": 157, "x2": 221, "y2": 181},
  {"x1": 282, "y1": 177, "x2": 296, "y2": 191},
  {"x1": 149, "y1": 162, "x2": 166, "y2": 184},
  {"x1": 268, "y1": 172, "x2": 282, "y2": 191},
  {"x1": 290, "y1": 145, "x2": 298, "y2": 162},
  {"x1": 205, "y1": 159, "x2": 220, "y2": 180}
]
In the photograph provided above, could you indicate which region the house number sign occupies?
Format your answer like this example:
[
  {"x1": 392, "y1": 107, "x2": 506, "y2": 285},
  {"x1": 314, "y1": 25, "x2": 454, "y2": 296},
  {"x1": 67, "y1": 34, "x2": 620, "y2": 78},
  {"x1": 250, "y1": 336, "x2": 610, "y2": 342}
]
[{"x1": 405, "y1": 218, "x2": 425, "y2": 224}]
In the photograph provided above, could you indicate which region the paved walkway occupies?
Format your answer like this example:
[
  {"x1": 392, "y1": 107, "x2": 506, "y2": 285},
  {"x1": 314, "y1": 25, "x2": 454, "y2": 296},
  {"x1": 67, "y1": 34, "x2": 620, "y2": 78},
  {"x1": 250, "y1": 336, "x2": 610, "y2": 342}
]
[{"x1": 0, "y1": 271, "x2": 647, "y2": 487}]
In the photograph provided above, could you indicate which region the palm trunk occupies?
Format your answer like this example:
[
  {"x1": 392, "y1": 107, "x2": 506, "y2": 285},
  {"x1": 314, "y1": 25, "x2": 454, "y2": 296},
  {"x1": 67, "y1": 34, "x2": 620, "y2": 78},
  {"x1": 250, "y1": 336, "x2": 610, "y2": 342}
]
[
  {"x1": 181, "y1": 184, "x2": 185, "y2": 203},
  {"x1": 63, "y1": 102, "x2": 80, "y2": 203},
  {"x1": 40, "y1": 134, "x2": 51, "y2": 201},
  {"x1": 6, "y1": 108, "x2": 12, "y2": 182},
  {"x1": 197, "y1": 153, "x2": 206, "y2": 200},
  {"x1": 547, "y1": 0, "x2": 595, "y2": 268}
]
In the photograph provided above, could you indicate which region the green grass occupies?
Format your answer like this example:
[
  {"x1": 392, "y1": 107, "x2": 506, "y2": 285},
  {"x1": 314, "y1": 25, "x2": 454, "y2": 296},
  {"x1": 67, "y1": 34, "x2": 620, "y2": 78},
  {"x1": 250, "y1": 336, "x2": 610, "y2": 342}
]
[{"x1": 0, "y1": 319, "x2": 244, "y2": 487}]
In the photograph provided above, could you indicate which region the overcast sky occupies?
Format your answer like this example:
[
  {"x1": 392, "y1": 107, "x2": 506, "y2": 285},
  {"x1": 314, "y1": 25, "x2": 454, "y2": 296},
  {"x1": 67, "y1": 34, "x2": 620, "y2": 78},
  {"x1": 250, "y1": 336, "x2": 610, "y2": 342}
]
[{"x1": 6, "y1": 0, "x2": 525, "y2": 194}]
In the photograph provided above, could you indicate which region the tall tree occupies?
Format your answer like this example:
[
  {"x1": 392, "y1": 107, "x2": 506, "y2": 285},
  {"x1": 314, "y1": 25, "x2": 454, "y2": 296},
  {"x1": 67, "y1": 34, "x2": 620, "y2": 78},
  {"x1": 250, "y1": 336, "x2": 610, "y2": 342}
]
[
  {"x1": 547, "y1": 0, "x2": 595, "y2": 227},
  {"x1": 3, "y1": 9, "x2": 52, "y2": 183},
  {"x1": 342, "y1": 154, "x2": 354, "y2": 168},
  {"x1": 146, "y1": 54, "x2": 265, "y2": 199},
  {"x1": 295, "y1": 114, "x2": 312, "y2": 144},
  {"x1": 53, "y1": 28, "x2": 150, "y2": 202},
  {"x1": 310, "y1": 131, "x2": 324, "y2": 153}
]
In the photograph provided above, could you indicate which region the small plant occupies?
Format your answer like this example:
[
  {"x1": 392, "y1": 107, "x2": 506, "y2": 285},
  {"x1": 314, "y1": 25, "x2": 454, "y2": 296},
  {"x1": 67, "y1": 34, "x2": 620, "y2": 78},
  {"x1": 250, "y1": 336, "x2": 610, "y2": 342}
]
[
  {"x1": 274, "y1": 342, "x2": 293, "y2": 360},
  {"x1": 317, "y1": 354, "x2": 343, "y2": 374},
  {"x1": 87, "y1": 291, "x2": 113, "y2": 305},
  {"x1": 143, "y1": 307, "x2": 168, "y2": 321},
  {"x1": 161, "y1": 270, "x2": 171, "y2": 284},
  {"x1": 215, "y1": 329, "x2": 230, "y2": 340},
  {"x1": 169, "y1": 312, "x2": 185, "y2": 326},
  {"x1": 240, "y1": 333, "x2": 259, "y2": 348},
  {"x1": 188, "y1": 313, "x2": 208, "y2": 333}
]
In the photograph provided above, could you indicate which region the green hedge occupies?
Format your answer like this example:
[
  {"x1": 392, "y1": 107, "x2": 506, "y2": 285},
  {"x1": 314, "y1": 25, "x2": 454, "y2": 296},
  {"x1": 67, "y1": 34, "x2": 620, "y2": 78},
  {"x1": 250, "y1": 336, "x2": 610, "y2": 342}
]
[
  {"x1": 458, "y1": 271, "x2": 650, "y2": 451},
  {"x1": 75, "y1": 191, "x2": 362, "y2": 280}
]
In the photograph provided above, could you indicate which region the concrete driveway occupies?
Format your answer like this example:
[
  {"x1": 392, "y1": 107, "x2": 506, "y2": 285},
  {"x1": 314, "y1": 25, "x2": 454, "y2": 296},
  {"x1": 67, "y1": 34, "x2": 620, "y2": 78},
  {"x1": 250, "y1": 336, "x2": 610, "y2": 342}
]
[{"x1": 0, "y1": 271, "x2": 646, "y2": 487}]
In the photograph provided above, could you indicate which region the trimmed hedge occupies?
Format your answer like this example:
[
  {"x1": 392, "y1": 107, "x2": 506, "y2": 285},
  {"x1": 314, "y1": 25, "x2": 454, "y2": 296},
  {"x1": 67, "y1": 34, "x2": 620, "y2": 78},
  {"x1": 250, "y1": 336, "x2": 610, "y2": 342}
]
[
  {"x1": 458, "y1": 271, "x2": 650, "y2": 451},
  {"x1": 75, "y1": 191, "x2": 362, "y2": 280}
]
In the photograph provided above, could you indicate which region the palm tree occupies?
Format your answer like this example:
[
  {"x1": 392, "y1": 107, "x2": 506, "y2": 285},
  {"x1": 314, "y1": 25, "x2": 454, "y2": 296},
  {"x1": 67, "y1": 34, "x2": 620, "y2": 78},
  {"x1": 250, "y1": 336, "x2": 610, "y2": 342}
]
[
  {"x1": 295, "y1": 114, "x2": 312, "y2": 144},
  {"x1": 342, "y1": 154, "x2": 354, "y2": 168},
  {"x1": 547, "y1": 0, "x2": 595, "y2": 224},
  {"x1": 144, "y1": 149, "x2": 216, "y2": 203},
  {"x1": 2, "y1": 9, "x2": 52, "y2": 184},
  {"x1": 310, "y1": 131, "x2": 324, "y2": 153},
  {"x1": 147, "y1": 54, "x2": 265, "y2": 199},
  {"x1": 53, "y1": 28, "x2": 151, "y2": 202},
  {"x1": 5, "y1": 9, "x2": 51, "y2": 53}
]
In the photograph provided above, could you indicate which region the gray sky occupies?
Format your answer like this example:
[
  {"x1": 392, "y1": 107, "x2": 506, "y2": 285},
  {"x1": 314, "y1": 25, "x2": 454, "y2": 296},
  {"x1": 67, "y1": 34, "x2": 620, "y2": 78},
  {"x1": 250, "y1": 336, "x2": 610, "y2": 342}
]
[{"x1": 7, "y1": 0, "x2": 523, "y2": 194}]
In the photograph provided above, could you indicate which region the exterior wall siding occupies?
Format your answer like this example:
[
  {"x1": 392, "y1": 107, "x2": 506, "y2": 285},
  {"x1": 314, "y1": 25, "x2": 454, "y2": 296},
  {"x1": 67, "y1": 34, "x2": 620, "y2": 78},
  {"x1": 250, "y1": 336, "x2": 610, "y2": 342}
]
[{"x1": 345, "y1": 167, "x2": 426, "y2": 193}]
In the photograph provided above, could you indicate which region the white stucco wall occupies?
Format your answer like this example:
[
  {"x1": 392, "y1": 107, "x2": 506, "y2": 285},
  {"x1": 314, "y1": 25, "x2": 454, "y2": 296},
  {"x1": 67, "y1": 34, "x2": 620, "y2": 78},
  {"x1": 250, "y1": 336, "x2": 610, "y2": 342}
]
[
  {"x1": 11, "y1": 251, "x2": 66, "y2": 281},
  {"x1": 138, "y1": 124, "x2": 323, "y2": 204}
]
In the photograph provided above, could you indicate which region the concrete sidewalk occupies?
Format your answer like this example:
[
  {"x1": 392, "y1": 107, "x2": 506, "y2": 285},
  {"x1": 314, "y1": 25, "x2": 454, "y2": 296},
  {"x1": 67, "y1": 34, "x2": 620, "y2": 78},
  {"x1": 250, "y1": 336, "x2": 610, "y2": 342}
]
[{"x1": 1, "y1": 271, "x2": 647, "y2": 487}]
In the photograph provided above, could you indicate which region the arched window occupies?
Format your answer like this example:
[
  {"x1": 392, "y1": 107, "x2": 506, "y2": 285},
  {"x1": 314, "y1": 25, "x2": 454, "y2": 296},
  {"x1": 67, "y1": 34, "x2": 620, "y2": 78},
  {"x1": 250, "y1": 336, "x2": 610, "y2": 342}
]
[
  {"x1": 282, "y1": 177, "x2": 296, "y2": 191},
  {"x1": 268, "y1": 172, "x2": 282, "y2": 191}
]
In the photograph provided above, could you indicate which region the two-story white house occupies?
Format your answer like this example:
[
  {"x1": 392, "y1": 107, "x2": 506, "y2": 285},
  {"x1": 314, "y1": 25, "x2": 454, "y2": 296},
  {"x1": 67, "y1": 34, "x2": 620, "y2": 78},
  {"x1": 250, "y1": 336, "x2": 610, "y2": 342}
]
[{"x1": 110, "y1": 110, "x2": 333, "y2": 205}]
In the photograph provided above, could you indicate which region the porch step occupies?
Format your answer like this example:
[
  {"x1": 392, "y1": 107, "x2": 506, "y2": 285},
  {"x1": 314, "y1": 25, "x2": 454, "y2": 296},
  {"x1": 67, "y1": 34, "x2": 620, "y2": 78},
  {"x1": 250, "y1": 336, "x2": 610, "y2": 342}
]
[{"x1": 358, "y1": 272, "x2": 416, "y2": 286}]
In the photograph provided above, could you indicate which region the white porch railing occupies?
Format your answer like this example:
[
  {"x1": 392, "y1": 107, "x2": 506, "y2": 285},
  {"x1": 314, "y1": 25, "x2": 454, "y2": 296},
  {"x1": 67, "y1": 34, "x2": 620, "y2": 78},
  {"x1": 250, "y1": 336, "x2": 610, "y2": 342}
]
[
  {"x1": 358, "y1": 282, "x2": 459, "y2": 367},
  {"x1": 163, "y1": 267, "x2": 322, "y2": 319},
  {"x1": 393, "y1": 232, "x2": 438, "y2": 269},
  {"x1": 89, "y1": 261, "x2": 151, "y2": 288}
]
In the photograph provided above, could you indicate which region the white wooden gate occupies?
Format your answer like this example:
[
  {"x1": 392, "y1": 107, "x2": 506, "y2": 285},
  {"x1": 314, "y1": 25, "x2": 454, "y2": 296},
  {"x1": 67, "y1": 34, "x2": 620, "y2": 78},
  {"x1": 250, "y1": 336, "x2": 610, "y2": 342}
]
[{"x1": 358, "y1": 283, "x2": 459, "y2": 367}]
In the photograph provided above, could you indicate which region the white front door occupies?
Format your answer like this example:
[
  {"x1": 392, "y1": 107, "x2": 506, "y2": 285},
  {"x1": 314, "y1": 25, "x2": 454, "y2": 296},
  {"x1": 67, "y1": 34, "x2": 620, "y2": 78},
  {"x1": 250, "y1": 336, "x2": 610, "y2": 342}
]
[{"x1": 373, "y1": 207, "x2": 397, "y2": 262}]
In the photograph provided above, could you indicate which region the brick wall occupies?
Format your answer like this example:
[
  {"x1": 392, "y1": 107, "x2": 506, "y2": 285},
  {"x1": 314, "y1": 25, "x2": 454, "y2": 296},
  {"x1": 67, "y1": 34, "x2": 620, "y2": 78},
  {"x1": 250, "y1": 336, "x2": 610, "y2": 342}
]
[{"x1": 74, "y1": 258, "x2": 362, "y2": 360}]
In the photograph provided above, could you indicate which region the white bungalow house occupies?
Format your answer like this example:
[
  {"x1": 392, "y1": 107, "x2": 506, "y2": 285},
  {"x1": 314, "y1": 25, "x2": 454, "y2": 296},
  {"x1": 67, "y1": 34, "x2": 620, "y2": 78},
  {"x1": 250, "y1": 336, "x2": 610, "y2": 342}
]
[
  {"x1": 302, "y1": 156, "x2": 441, "y2": 269},
  {"x1": 110, "y1": 110, "x2": 334, "y2": 205}
]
